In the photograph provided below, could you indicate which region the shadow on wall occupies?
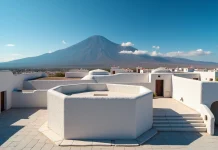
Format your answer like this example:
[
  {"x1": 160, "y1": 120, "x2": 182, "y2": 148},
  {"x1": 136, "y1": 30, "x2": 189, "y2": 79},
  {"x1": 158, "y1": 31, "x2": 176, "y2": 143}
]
[
  {"x1": 211, "y1": 101, "x2": 218, "y2": 125},
  {"x1": 0, "y1": 109, "x2": 42, "y2": 145}
]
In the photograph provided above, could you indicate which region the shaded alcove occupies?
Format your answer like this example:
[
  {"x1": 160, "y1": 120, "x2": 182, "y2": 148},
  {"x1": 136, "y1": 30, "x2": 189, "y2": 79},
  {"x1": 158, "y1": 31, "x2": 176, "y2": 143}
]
[{"x1": 211, "y1": 101, "x2": 218, "y2": 125}]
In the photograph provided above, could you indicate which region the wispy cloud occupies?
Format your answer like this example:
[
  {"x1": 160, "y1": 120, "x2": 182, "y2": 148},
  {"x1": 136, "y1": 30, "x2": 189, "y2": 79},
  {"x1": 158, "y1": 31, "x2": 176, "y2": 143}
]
[
  {"x1": 62, "y1": 40, "x2": 67, "y2": 44},
  {"x1": 152, "y1": 46, "x2": 160, "y2": 50},
  {"x1": 119, "y1": 50, "x2": 148, "y2": 55},
  {"x1": 0, "y1": 53, "x2": 24, "y2": 62},
  {"x1": 119, "y1": 49, "x2": 211, "y2": 57},
  {"x1": 121, "y1": 42, "x2": 134, "y2": 47},
  {"x1": 5, "y1": 44, "x2": 15, "y2": 47},
  {"x1": 48, "y1": 51, "x2": 53, "y2": 53}
]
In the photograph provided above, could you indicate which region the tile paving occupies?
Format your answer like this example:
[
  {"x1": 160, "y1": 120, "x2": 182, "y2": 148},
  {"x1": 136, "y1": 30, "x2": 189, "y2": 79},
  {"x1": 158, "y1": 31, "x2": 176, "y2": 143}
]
[{"x1": 0, "y1": 108, "x2": 218, "y2": 150}]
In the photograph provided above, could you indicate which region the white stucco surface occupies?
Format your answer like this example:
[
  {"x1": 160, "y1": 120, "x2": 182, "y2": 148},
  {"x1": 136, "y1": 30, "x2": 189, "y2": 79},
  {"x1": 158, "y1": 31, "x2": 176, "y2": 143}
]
[
  {"x1": 199, "y1": 72, "x2": 218, "y2": 81},
  {"x1": 92, "y1": 73, "x2": 149, "y2": 83},
  {"x1": 200, "y1": 104, "x2": 215, "y2": 135},
  {"x1": 201, "y1": 82, "x2": 218, "y2": 107},
  {"x1": 48, "y1": 83, "x2": 153, "y2": 140},
  {"x1": 0, "y1": 71, "x2": 46, "y2": 111},
  {"x1": 12, "y1": 90, "x2": 47, "y2": 108},
  {"x1": 65, "y1": 72, "x2": 88, "y2": 78},
  {"x1": 174, "y1": 73, "x2": 200, "y2": 80},
  {"x1": 172, "y1": 75, "x2": 202, "y2": 112},
  {"x1": 23, "y1": 80, "x2": 95, "y2": 90}
]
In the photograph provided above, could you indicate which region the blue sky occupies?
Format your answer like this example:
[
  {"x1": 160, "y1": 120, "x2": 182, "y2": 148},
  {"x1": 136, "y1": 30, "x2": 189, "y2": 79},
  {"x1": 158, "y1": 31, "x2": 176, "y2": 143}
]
[{"x1": 0, "y1": 0, "x2": 218, "y2": 62}]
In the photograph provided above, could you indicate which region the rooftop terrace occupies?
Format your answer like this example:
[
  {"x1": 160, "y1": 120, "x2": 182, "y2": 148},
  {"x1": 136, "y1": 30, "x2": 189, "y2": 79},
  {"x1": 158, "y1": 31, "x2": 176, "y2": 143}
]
[{"x1": 0, "y1": 98, "x2": 218, "y2": 149}]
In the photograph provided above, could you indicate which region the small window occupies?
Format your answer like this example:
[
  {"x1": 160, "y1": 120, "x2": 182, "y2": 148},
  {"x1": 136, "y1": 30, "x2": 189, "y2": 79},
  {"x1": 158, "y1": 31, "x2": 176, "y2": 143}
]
[
  {"x1": 158, "y1": 75, "x2": 161, "y2": 78},
  {"x1": 193, "y1": 78, "x2": 198, "y2": 80},
  {"x1": 210, "y1": 78, "x2": 213, "y2": 81}
]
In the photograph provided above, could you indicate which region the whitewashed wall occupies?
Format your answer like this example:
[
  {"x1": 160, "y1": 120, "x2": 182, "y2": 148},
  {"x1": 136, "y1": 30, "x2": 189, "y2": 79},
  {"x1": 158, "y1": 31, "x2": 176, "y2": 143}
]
[
  {"x1": 48, "y1": 84, "x2": 153, "y2": 139},
  {"x1": 23, "y1": 80, "x2": 95, "y2": 90},
  {"x1": 65, "y1": 72, "x2": 88, "y2": 78},
  {"x1": 12, "y1": 90, "x2": 47, "y2": 108},
  {"x1": 13, "y1": 72, "x2": 47, "y2": 90},
  {"x1": 93, "y1": 73, "x2": 149, "y2": 83},
  {"x1": 174, "y1": 73, "x2": 200, "y2": 80},
  {"x1": 201, "y1": 82, "x2": 218, "y2": 107},
  {"x1": 115, "y1": 83, "x2": 153, "y2": 91},
  {"x1": 0, "y1": 71, "x2": 14, "y2": 111},
  {"x1": 198, "y1": 72, "x2": 217, "y2": 81},
  {"x1": 172, "y1": 75, "x2": 202, "y2": 112},
  {"x1": 0, "y1": 71, "x2": 47, "y2": 111}
]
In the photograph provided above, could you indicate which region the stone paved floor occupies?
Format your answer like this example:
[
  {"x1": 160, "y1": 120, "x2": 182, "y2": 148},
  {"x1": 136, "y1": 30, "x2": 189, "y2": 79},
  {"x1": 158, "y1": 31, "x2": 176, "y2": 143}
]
[
  {"x1": 153, "y1": 98, "x2": 199, "y2": 116},
  {"x1": 0, "y1": 108, "x2": 218, "y2": 150}
]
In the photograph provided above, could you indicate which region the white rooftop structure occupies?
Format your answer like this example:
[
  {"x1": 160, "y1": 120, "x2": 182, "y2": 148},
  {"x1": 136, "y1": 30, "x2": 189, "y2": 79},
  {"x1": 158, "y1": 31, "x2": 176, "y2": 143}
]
[
  {"x1": 89, "y1": 69, "x2": 110, "y2": 75},
  {"x1": 47, "y1": 83, "x2": 153, "y2": 140}
]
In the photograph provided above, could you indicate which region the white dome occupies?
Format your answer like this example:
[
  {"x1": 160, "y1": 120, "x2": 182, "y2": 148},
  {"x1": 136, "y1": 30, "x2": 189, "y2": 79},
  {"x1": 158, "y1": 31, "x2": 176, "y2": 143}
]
[
  {"x1": 151, "y1": 67, "x2": 171, "y2": 73},
  {"x1": 88, "y1": 69, "x2": 110, "y2": 75}
]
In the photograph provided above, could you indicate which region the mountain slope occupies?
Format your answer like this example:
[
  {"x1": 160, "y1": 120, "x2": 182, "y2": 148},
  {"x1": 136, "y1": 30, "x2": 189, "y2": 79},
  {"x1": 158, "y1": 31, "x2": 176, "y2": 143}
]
[{"x1": 0, "y1": 35, "x2": 217, "y2": 68}]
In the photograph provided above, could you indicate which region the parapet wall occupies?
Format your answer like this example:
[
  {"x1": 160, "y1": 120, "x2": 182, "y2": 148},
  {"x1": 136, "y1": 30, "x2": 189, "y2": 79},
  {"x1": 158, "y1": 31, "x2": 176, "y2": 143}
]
[
  {"x1": 172, "y1": 75, "x2": 202, "y2": 112},
  {"x1": 93, "y1": 73, "x2": 149, "y2": 83},
  {"x1": 23, "y1": 80, "x2": 95, "y2": 90},
  {"x1": 65, "y1": 72, "x2": 88, "y2": 78},
  {"x1": 12, "y1": 90, "x2": 47, "y2": 108}
]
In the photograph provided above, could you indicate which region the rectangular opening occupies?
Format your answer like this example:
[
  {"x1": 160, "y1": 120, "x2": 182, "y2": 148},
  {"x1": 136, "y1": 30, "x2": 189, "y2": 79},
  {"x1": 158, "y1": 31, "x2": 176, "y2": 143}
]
[
  {"x1": 156, "y1": 80, "x2": 164, "y2": 97},
  {"x1": 94, "y1": 93, "x2": 108, "y2": 96},
  {"x1": 112, "y1": 71, "x2": 115, "y2": 74},
  {"x1": 0, "y1": 91, "x2": 6, "y2": 112}
]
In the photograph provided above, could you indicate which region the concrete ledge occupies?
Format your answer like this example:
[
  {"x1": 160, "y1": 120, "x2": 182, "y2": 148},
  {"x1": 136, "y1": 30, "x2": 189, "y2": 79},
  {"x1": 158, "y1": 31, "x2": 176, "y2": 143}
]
[
  {"x1": 39, "y1": 121, "x2": 155, "y2": 146},
  {"x1": 136, "y1": 128, "x2": 157, "y2": 145}
]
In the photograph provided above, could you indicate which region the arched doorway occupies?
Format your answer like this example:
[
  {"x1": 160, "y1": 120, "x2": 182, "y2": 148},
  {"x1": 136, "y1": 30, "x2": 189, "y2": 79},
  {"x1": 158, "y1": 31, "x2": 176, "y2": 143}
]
[{"x1": 211, "y1": 101, "x2": 218, "y2": 125}]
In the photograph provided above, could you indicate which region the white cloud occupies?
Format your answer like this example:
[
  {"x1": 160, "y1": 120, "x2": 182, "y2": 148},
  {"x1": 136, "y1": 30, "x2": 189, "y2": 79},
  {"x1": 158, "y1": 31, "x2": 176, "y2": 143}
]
[
  {"x1": 121, "y1": 42, "x2": 134, "y2": 47},
  {"x1": 48, "y1": 51, "x2": 53, "y2": 53},
  {"x1": 5, "y1": 44, "x2": 15, "y2": 47},
  {"x1": 119, "y1": 49, "x2": 211, "y2": 57},
  {"x1": 152, "y1": 46, "x2": 160, "y2": 50},
  {"x1": 119, "y1": 50, "x2": 148, "y2": 55},
  {"x1": 150, "y1": 51, "x2": 163, "y2": 56},
  {"x1": 164, "y1": 49, "x2": 211, "y2": 57},
  {"x1": 62, "y1": 40, "x2": 67, "y2": 44}
]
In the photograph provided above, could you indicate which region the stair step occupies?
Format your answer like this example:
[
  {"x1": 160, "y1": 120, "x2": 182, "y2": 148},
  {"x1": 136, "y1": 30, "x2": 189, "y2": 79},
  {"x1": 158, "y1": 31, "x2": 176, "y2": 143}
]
[
  {"x1": 153, "y1": 117, "x2": 203, "y2": 120},
  {"x1": 154, "y1": 120, "x2": 204, "y2": 124},
  {"x1": 155, "y1": 127, "x2": 207, "y2": 132},
  {"x1": 153, "y1": 123, "x2": 206, "y2": 127},
  {"x1": 153, "y1": 114, "x2": 201, "y2": 117}
]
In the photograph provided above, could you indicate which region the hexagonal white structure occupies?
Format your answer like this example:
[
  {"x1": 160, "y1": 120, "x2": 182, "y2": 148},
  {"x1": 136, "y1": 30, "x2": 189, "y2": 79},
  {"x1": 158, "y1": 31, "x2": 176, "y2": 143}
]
[{"x1": 48, "y1": 83, "x2": 153, "y2": 140}]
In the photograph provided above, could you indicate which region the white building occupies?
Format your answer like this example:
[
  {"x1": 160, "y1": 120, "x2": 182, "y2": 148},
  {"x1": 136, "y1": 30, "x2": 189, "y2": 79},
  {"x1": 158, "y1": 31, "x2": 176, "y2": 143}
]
[{"x1": 183, "y1": 67, "x2": 194, "y2": 72}]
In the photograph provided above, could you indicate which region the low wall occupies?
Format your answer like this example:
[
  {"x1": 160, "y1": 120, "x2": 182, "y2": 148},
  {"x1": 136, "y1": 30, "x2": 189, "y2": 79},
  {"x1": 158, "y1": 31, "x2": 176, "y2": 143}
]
[
  {"x1": 14, "y1": 72, "x2": 47, "y2": 90},
  {"x1": 65, "y1": 72, "x2": 88, "y2": 78},
  {"x1": 201, "y1": 82, "x2": 218, "y2": 107},
  {"x1": 48, "y1": 84, "x2": 153, "y2": 139},
  {"x1": 23, "y1": 80, "x2": 95, "y2": 90},
  {"x1": 12, "y1": 90, "x2": 47, "y2": 108},
  {"x1": 93, "y1": 73, "x2": 149, "y2": 83},
  {"x1": 172, "y1": 75, "x2": 202, "y2": 112},
  {"x1": 200, "y1": 104, "x2": 215, "y2": 135},
  {"x1": 174, "y1": 73, "x2": 200, "y2": 80},
  {"x1": 115, "y1": 83, "x2": 153, "y2": 91}
]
